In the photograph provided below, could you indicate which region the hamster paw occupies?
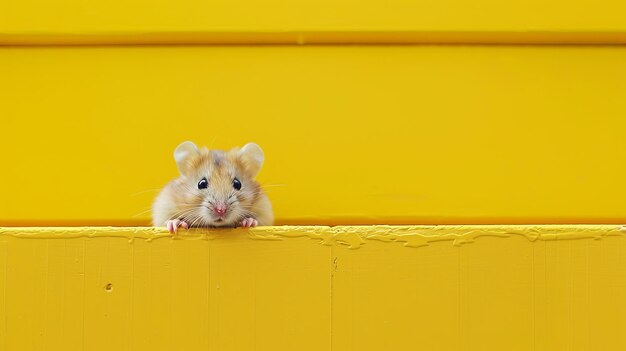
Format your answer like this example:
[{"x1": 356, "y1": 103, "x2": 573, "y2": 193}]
[
  {"x1": 166, "y1": 219, "x2": 189, "y2": 234},
  {"x1": 240, "y1": 217, "x2": 258, "y2": 228}
]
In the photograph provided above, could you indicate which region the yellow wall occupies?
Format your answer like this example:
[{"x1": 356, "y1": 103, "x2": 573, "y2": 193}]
[
  {"x1": 2, "y1": 46, "x2": 626, "y2": 225},
  {"x1": 1, "y1": 225, "x2": 625, "y2": 351},
  {"x1": 2, "y1": 0, "x2": 626, "y2": 34}
]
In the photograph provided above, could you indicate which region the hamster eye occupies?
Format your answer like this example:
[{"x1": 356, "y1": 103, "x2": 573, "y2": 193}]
[
  {"x1": 233, "y1": 178, "x2": 242, "y2": 191},
  {"x1": 198, "y1": 178, "x2": 208, "y2": 190}
]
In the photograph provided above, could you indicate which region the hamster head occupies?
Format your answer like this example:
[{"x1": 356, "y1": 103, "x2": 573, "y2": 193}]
[{"x1": 169, "y1": 141, "x2": 265, "y2": 227}]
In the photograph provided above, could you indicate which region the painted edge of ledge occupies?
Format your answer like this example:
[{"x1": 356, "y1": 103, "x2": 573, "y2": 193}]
[
  {"x1": 3, "y1": 216, "x2": 626, "y2": 227},
  {"x1": 1, "y1": 225, "x2": 625, "y2": 249},
  {"x1": 3, "y1": 31, "x2": 626, "y2": 46}
]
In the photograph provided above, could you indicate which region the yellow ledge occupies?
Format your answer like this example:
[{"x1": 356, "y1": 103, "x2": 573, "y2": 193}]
[
  {"x1": 2, "y1": 225, "x2": 625, "y2": 248},
  {"x1": 1, "y1": 225, "x2": 626, "y2": 350}
]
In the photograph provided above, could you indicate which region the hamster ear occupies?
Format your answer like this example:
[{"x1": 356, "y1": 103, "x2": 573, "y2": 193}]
[
  {"x1": 238, "y1": 143, "x2": 264, "y2": 177},
  {"x1": 173, "y1": 141, "x2": 200, "y2": 174}
]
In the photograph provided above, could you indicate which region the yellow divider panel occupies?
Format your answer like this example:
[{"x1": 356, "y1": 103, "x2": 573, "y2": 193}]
[
  {"x1": 2, "y1": 46, "x2": 626, "y2": 225},
  {"x1": 1, "y1": 225, "x2": 625, "y2": 350},
  {"x1": 2, "y1": 0, "x2": 626, "y2": 35}
]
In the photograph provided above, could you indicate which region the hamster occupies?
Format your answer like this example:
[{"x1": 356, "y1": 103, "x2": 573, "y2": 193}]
[{"x1": 152, "y1": 141, "x2": 274, "y2": 233}]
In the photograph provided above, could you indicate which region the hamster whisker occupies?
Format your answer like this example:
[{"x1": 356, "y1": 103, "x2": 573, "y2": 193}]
[
  {"x1": 237, "y1": 209, "x2": 256, "y2": 219},
  {"x1": 246, "y1": 191, "x2": 270, "y2": 197},
  {"x1": 132, "y1": 207, "x2": 156, "y2": 217},
  {"x1": 260, "y1": 184, "x2": 287, "y2": 188},
  {"x1": 130, "y1": 188, "x2": 164, "y2": 196},
  {"x1": 188, "y1": 214, "x2": 206, "y2": 229},
  {"x1": 136, "y1": 204, "x2": 198, "y2": 219},
  {"x1": 169, "y1": 207, "x2": 200, "y2": 221},
  {"x1": 181, "y1": 214, "x2": 199, "y2": 228}
]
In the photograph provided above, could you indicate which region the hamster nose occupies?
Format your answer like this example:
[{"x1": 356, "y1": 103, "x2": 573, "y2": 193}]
[{"x1": 213, "y1": 204, "x2": 228, "y2": 216}]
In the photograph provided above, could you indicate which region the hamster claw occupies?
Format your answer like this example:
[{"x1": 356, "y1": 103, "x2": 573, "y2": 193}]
[
  {"x1": 166, "y1": 219, "x2": 189, "y2": 234},
  {"x1": 240, "y1": 217, "x2": 258, "y2": 228}
]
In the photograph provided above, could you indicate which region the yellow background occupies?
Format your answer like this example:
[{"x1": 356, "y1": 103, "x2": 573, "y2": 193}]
[{"x1": 2, "y1": 46, "x2": 626, "y2": 225}]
